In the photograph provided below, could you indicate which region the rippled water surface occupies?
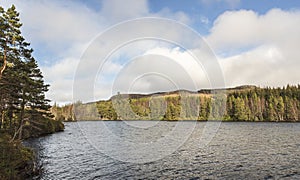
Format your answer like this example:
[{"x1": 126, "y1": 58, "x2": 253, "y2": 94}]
[{"x1": 25, "y1": 121, "x2": 300, "y2": 179}]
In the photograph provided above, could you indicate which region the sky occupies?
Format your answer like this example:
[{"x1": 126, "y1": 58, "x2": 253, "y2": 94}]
[{"x1": 0, "y1": 0, "x2": 300, "y2": 104}]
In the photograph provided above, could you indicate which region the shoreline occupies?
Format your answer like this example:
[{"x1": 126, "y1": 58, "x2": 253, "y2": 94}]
[{"x1": 0, "y1": 119, "x2": 64, "y2": 179}]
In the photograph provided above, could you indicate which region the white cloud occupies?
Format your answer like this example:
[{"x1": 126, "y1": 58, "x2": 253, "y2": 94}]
[
  {"x1": 208, "y1": 9, "x2": 300, "y2": 88},
  {"x1": 109, "y1": 48, "x2": 206, "y2": 94},
  {"x1": 41, "y1": 6, "x2": 300, "y2": 104},
  {"x1": 2, "y1": 0, "x2": 104, "y2": 55},
  {"x1": 153, "y1": 8, "x2": 192, "y2": 25},
  {"x1": 207, "y1": 10, "x2": 260, "y2": 51},
  {"x1": 91, "y1": 46, "x2": 219, "y2": 101},
  {"x1": 207, "y1": 9, "x2": 300, "y2": 53},
  {"x1": 0, "y1": 0, "x2": 193, "y2": 104},
  {"x1": 220, "y1": 45, "x2": 287, "y2": 86},
  {"x1": 2, "y1": 1, "x2": 299, "y2": 104}
]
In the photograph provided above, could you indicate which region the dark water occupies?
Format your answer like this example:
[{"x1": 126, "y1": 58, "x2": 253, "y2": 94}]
[{"x1": 25, "y1": 121, "x2": 300, "y2": 179}]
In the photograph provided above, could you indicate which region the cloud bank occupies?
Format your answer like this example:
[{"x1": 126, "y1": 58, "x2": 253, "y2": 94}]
[
  {"x1": 206, "y1": 9, "x2": 300, "y2": 87},
  {"x1": 1, "y1": 1, "x2": 300, "y2": 104}
]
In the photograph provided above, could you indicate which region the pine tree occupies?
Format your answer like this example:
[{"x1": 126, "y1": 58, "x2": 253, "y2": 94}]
[
  {"x1": 276, "y1": 96, "x2": 284, "y2": 121},
  {"x1": 0, "y1": 5, "x2": 25, "y2": 131},
  {"x1": 0, "y1": 5, "x2": 54, "y2": 139},
  {"x1": 232, "y1": 97, "x2": 248, "y2": 120},
  {"x1": 285, "y1": 97, "x2": 298, "y2": 121},
  {"x1": 251, "y1": 92, "x2": 260, "y2": 121},
  {"x1": 0, "y1": 5, "x2": 24, "y2": 79},
  {"x1": 198, "y1": 97, "x2": 210, "y2": 120}
]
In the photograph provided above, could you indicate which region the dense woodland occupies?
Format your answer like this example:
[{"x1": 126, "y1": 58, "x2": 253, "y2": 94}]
[
  {"x1": 54, "y1": 85, "x2": 300, "y2": 122},
  {"x1": 0, "y1": 5, "x2": 63, "y2": 179}
]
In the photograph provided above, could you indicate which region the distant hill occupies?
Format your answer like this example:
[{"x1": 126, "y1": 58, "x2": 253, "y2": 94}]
[{"x1": 51, "y1": 85, "x2": 300, "y2": 122}]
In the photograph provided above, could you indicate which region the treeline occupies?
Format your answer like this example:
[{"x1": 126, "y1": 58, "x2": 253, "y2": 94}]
[
  {"x1": 94, "y1": 85, "x2": 300, "y2": 121},
  {"x1": 225, "y1": 85, "x2": 300, "y2": 121},
  {"x1": 51, "y1": 101, "x2": 99, "y2": 121},
  {"x1": 51, "y1": 103, "x2": 75, "y2": 121},
  {"x1": 0, "y1": 5, "x2": 63, "y2": 139},
  {"x1": 53, "y1": 85, "x2": 300, "y2": 122}
]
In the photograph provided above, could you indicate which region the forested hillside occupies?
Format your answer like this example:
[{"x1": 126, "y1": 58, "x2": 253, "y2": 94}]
[{"x1": 54, "y1": 85, "x2": 300, "y2": 121}]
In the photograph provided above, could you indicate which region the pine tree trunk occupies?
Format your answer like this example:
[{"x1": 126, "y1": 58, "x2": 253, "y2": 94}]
[
  {"x1": 18, "y1": 91, "x2": 26, "y2": 140},
  {"x1": 18, "y1": 108, "x2": 24, "y2": 140},
  {"x1": 0, "y1": 111, "x2": 4, "y2": 129},
  {"x1": 0, "y1": 46, "x2": 7, "y2": 80}
]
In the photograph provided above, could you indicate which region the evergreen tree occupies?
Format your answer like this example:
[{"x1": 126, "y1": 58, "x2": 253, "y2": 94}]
[
  {"x1": 199, "y1": 97, "x2": 210, "y2": 120},
  {"x1": 0, "y1": 5, "x2": 24, "y2": 79},
  {"x1": 276, "y1": 96, "x2": 284, "y2": 121},
  {"x1": 232, "y1": 97, "x2": 248, "y2": 120},
  {"x1": 285, "y1": 97, "x2": 297, "y2": 121},
  {"x1": 0, "y1": 5, "x2": 54, "y2": 139}
]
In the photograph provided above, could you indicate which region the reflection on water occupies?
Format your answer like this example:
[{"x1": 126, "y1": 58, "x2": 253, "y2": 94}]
[{"x1": 25, "y1": 121, "x2": 300, "y2": 179}]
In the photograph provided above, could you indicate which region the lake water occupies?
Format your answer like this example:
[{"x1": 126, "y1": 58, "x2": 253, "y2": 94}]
[{"x1": 25, "y1": 121, "x2": 300, "y2": 179}]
